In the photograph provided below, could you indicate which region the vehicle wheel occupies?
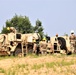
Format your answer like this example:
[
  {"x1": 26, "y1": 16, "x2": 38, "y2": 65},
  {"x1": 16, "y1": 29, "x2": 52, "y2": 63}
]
[{"x1": 14, "y1": 48, "x2": 22, "y2": 56}]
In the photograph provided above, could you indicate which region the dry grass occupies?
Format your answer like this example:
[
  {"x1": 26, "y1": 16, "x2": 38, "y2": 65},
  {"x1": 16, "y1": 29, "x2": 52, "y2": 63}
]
[{"x1": 0, "y1": 54, "x2": 76, "y2": 75}]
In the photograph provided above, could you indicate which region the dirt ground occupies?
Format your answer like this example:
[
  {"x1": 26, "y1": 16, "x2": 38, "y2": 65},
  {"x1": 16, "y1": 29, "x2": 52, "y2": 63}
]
[{"x1": 0, "y1": 54, "x2": 76, "y2": 75}]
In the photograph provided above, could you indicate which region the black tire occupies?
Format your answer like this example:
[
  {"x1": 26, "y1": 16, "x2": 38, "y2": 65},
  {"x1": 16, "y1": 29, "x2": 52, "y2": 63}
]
[
  {"x1": 14, "y1": 48, "x2": 22, "y2": 56},
  {"x1": 13, "y1": 43, "x2": 22, "y2": 56},
  {"x1": 57, "y1": 37, "x2": 67, "y2": 52}
]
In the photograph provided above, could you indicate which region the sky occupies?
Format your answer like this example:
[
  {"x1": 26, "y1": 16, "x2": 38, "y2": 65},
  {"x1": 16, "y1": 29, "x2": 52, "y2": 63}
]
[{"x1": 0, "y1": 0, "x2": 76, "y2": 37}]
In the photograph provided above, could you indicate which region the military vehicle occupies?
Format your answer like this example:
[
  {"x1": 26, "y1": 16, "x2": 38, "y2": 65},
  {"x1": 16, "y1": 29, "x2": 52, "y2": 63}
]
[
  {"x1": 51, "y1": 35, "x2": 71, "y2": 54},
  {"x1": 0, "y1": 27, "x2": 41, "y2": 56},
  {"x1": 21, "y1": 33, "x2": 41, "y2": 54}
]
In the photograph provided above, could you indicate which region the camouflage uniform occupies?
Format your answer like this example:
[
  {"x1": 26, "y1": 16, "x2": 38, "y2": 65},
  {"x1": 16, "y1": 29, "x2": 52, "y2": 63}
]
[
  {"x1": 40, "y1": 41, "x2": 47, "y2": 55},
  {"x1": 33, "y1": 43, "x2": 37, "y2": 53},
  {"x1": 47, "y1": 41, "x2": 54, "y2": 53},
  {"x1": 69, "y1": 34, "x2": 76, "y2": 53}
]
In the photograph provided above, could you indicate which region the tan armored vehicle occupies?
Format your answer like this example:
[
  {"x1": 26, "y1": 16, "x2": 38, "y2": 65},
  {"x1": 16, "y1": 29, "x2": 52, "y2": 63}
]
[
  {"x1": 0, "y1": 27, "x2": 41, "y2": 56},
  {"x1": 21, "y1": 33, "x2": 41, "y2": 54},
  {"x1": 0, "y1": 27, "x2": 23, "y2": 56},
  {"x1": 51, "y1": 35, "x2": 71, "y2": 54}
]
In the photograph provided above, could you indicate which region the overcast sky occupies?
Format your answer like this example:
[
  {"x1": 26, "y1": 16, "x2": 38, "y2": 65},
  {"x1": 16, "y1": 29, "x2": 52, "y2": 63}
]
[{"x1": 0, "y1": 0, "x2": 76, "y2": 36}]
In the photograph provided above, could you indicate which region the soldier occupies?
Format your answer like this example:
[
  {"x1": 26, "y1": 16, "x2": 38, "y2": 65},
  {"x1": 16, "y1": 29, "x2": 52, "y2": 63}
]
[
  {"x1": 33, "y1": 39, "x2": 40, "y2": 55},
  {"x1": 40, "y1": 37, "x2": 47, "y2": 55},
  {"x1": 33, "y1": 39, "x2": 37, "y2": 53},
  {"x1": 55, "y1": 33, "x2": 58, "y2": 41},
  {"x1": 47, "y1": 41, "x2": 54, "y2": 54},
  {"x1": 69, "y1": 30, "x2": 76, "y2": 53},
  {"x1": 7, "y1": 27, "x2": 16, "y2": 46},
  {"x1": 54, "y1": 34, "x2": 60, "y2": 50},
  {"x1": 10, "y1": 27, "x2": 17, "y2": 33}
]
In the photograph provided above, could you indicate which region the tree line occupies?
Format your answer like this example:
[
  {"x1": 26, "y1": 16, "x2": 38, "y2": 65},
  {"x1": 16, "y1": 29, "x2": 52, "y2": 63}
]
[{"x1": 1, "y1": 14, "x2": 44, "y2": 39}]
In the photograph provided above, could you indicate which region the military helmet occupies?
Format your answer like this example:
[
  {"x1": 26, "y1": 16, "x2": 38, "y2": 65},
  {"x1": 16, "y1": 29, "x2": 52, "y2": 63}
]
[
  {"x1": 7, "y1": 27, "x2": 10, "y2": 30},
  {"x1": 33, "y1": 39, "x2": 36, "y2": 43},
  {"x1": 71, "y1": 30, "x2": 74, "y2": 34},
  {"x1": 42, "y1": 37, "x2": 46, "y2": 41}
]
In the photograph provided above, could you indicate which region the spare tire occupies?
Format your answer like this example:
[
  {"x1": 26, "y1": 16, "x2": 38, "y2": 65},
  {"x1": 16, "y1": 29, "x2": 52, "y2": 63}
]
[{"x1": 57, "y1": 37, "x2": 67, "y2": 52}]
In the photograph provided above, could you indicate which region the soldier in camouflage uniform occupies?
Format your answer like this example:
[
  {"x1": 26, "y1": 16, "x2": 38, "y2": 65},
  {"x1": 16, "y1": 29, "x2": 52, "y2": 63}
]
[
  {"x1": 33, "y1": 39, "x2": 37, "y2": 53},
  {"x1": 40, "y1": 37, "x2": 47, "y2": 55},
  {"x1": 69, "y1": 30, "x2": 76, "y2": 53},
  {"x1": 47, "y1": 41, "x2": 54, "y2": 54}
]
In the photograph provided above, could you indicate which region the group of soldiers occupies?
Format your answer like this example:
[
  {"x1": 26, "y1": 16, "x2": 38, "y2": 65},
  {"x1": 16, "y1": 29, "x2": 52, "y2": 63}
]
[
  {"x1": 33, "y1": 37, "x2": 53, "y2": 55},
  {"x1": 33, "y1": 30, "x2": 76, "y2": 55}
]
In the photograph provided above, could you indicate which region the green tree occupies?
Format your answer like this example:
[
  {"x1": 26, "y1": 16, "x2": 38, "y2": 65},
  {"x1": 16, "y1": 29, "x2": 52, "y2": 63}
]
[
  {"x1": 1, "y1": 14, "x2": 34, "y2": 34},
  {"x1": 1, "y1": 15, "x2": 44, "y2": 40},
  {"x1": 34, "y1": 19, "x2": 44, "y2": 39}
]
